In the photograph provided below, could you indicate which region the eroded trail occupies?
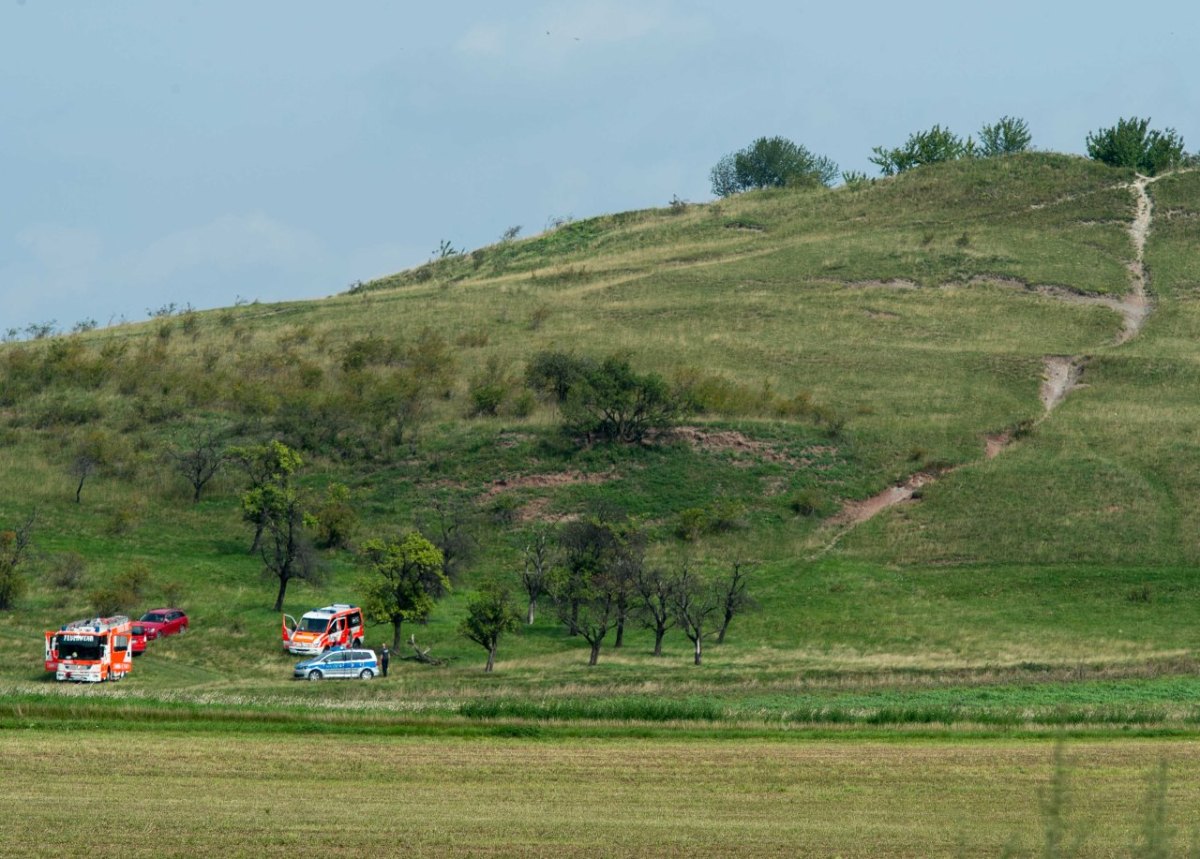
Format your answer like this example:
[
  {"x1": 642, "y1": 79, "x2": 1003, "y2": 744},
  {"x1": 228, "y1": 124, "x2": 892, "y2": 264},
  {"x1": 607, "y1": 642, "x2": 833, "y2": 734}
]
[{"x1": 818, "y1": 175, "x2": 1159, "y2": 547}]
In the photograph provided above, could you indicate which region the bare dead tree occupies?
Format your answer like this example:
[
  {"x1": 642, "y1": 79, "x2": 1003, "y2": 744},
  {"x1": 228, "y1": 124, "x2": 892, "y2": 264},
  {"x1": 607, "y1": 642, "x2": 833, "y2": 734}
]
[
  {"x1": 167, "y1": 429, "x2": 228, "y2": 503},
  {"x1": 635, "y1": 563, "x2": 678, "y2": 657},
  {"x1": 674, "y1": 566, "x2": 723, "y2": 666},
  {"x1": 0, "y1": 510, "x2": 36, "y2": 610},
  {"x1": 520, "y1": 526, "x2": 555, "y2": 624},
  {"x1": 717, "y1": 558, "x2": 755, "y2": 644}
]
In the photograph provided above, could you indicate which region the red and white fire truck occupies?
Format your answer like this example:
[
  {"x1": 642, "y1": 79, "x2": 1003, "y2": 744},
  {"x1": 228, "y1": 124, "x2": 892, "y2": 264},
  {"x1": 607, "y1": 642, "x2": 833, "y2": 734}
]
[
  {"x1": 44, "y1": 616, "x2": 134, "y2": 682},
  {"x1": 282, "y1": 604, "x2": 365, "y2": 655}
]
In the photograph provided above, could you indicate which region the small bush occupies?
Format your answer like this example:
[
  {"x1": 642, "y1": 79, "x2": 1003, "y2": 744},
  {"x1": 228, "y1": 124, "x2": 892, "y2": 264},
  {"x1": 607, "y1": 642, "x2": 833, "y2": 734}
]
[
  {"x1": 89, "y1": 564, "x2": 151, "y2": 616},
  {"x1": 789, "y1": 488, "x2": 834, "y2": 518},
  {"x1": 1086, "y1": 117, "x2": 1185, "y2": 175},
  {"x1": 47, "y1": 552, "x2": 87, "y2": 591}
]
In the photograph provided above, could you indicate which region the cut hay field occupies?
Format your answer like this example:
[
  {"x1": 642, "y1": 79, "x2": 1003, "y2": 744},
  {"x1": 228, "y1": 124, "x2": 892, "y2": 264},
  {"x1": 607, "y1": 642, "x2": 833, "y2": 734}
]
[{"x1": 3, "y1": 730, "x2": 1199, "y2": 857}]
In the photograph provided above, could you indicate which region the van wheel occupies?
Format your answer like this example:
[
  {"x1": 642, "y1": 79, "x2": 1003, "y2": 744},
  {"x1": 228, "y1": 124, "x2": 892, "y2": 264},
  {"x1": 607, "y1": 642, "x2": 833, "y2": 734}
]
[
  {"x1": 307, "y1": 669, "x2": 323, "y2": 681},
  {"x1": 359, "y1": 669, "x2": 374, "y2": 680}
]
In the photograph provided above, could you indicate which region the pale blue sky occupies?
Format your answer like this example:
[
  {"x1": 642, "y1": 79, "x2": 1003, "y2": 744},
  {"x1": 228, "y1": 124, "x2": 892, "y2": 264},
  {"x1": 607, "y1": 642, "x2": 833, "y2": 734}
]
[{"x1": 3, "y1": 0, "x2": 1198, "y2": 333}]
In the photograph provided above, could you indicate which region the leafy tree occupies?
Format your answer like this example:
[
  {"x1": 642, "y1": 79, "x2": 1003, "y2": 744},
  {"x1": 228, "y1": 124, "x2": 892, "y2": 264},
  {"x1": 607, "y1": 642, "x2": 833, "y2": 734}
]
[
  {"x1": 561, "y1": 355, "x2": 684, "y2": 443},
  {"x1": 359, "y1": 533, "x2": 447, "y2": 650},
  {"x1": 674, "y1": 565, "x2": 723, "y2": 665},
  {"x1": 978, "y1": 116, "x2": 1032, "y2": 157},
  {"x1": 166, "y1": 428, "x2": 228, "y2": 503},
  {"x1": 229, "y1": 440, "x2": 303, "y2": 554},
  {"x1": 0, "y1": 512, "x2": 35, "y2": 610},
  {"x1": 551, "y1": 515, "x2": 626, "y2": 665},
  {"x1": 459, "y1": 578, "x2": 522, "y2": 672},
  {"x1": 1086, "y1": 117, "x2": 1185, "y2": 175},
  {"x1": 869, "y1": 124, "x2": 973, "y2": 176},
  {"x1": 257, "y1": 482, "x2": 324, "y2": 611},
  {"x1": 710, "y1": 137, "x2": 838, "y2": 198}
]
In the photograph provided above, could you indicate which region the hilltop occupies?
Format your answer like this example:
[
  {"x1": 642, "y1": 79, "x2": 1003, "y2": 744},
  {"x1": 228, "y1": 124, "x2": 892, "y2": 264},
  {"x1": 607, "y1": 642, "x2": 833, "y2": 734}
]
[{"x1": 2, "y1": 151, "x2": 1200, "y2": 727}]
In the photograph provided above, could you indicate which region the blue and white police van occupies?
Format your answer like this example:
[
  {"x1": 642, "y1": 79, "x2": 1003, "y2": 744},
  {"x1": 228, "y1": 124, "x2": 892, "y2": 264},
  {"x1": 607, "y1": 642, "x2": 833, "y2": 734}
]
[{"x1": 294, "y1": 648, "x2": 380, "y2": 680}]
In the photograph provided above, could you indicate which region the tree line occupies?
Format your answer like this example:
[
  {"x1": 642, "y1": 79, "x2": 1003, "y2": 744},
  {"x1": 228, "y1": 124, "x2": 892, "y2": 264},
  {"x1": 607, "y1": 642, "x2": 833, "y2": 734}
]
[{"x1": 710, "y1": 115, "x2": 1191, "y2": 197}]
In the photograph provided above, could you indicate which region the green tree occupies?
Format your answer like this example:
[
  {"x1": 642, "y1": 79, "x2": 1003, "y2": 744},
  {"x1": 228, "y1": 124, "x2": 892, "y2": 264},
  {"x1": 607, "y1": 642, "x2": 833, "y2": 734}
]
[
  {"x1": 869, "y1": 124, "x2": 973, "y2": 176},
  {"x1": 551, "y1": 516, "x2": 621, "y2": 665},
  {"x1": 978, "y1": 116, "x2": 1032, "y2": 157},
  {"x1": 710, "y1": 136, "x2": 839, "y2": 197},
  {"x1": 229, "y1": 440, "x2": 303, "y2": 554},
  {"x1": 1086, "y1": 117, "x2": 1185, "y2": 175},
  {"x1": 257, "y1": 482, "x2": 324, "y2": 611},
  {"x1": 561, "y1": 355, "x2": 684, "y2": 443},
  {"x1": 359, "y1": 533, "x2": 447, "y2": 650},
  {"x1": 459, "y1": 578, "x2": 521, "y2": 672}
]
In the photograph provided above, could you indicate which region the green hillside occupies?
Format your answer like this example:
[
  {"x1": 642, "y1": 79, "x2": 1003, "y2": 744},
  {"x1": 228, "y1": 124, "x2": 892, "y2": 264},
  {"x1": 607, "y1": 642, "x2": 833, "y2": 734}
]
[{"x1": 3, "y1": 152, "x2": 1199, "y2": 728}]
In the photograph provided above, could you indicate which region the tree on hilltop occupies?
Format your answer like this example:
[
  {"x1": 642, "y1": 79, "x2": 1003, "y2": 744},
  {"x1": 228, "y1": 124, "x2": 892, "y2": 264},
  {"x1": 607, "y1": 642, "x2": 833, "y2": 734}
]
[
  {"x1": 870, "y1": 124, "x2": 973, "y2": 176},
  {"x1": 978, "y1": 116, "x2": 1032, "y2": 157},
  {"x1": 710, "y1": 136, "x2": 839, "y2": 197},
  {"x1": 1086, "y1": 117, "x2": 1185, "y2": 175}
]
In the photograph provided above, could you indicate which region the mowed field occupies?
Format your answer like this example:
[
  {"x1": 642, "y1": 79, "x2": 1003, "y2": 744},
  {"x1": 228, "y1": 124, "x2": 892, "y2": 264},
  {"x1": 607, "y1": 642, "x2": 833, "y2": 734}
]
[{"x1": 3, "y1": 730, "x2": 1199, "y2": 857}]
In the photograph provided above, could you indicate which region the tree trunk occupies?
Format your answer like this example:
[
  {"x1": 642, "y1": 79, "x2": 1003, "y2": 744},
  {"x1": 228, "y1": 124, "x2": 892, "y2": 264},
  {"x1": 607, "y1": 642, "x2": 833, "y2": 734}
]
[
  {"x1": 485, "y1": 644, "x2": 496, "y2": 673},
  {"x1": 588, "y1": 640, "x2": 601, "y2": 666},
  {"x1": 392, "y1": 617, "x2": 404, "y2": 651},
  {"x1": 614, "y1": 617, "x2": 625, "y2": 649},
  {"x1": 717, "y1": 622, "x2": 728, "y2": 644},
  {"x1": 250, "y1": 520, "x2": 264, "y2": 555},
  {"x1": 74, "y1": 475, "x2": 86, "y2": 504},
  {"x1": 693, "y1": 636, "x2": 702, "y2": 666},
  {"x1": 527, "y1": 596, "x2": 536, "y2": 625},
  {"x1": 653, "y1": 626, "x2": 665, "y2": 657},
  {"x1": 273, "y1": 575, "x2": 288, "y2": 613}
]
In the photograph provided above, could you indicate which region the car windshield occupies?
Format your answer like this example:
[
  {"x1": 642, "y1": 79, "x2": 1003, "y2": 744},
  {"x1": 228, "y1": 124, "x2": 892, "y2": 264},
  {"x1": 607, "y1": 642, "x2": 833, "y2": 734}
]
[
  {"x1": 140, "y1": 613, "x2": 167, "y2": 623},
  {"x1": 299, "y1": 617, "x2": 329, "y2": 632},
  {"x1": 56, "y1": 637, "x2": 103, "y2": 661}
]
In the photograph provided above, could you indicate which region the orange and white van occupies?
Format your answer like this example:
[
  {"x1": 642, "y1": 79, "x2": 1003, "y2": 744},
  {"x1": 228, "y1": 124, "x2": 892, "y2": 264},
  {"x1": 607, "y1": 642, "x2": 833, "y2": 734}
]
[
  {"x1": 44, "y1": 616, "x2": 134, "y2": 682},
  {"x1": 282, "y1": 604, "x2": 365, "y2": 655}
]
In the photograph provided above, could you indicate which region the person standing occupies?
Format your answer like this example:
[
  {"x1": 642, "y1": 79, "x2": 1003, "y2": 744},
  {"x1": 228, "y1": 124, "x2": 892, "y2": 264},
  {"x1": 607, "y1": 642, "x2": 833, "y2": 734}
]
[{"x1": 380, "y1": 643, "x2": 389, "y2": 678}]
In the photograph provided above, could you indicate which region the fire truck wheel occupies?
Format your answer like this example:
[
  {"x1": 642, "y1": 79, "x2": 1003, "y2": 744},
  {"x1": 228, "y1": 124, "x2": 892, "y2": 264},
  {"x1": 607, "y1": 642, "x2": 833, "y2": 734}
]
[
  {"x1": 307, "y1": 669, "x2": 323, "y2": 681},
  {"x1": 359, "y1": 669, "x2": 374, "y2": 680}
]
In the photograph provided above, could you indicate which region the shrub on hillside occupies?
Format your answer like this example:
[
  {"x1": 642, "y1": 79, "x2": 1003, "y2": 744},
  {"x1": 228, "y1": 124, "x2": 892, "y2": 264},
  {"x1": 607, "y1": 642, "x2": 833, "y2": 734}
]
[
  {"x1": 560, "y1": 356, "x2": 686, "y2": 444},
  {"x1": 88, "y1": 564, "x2": 151, "y2": 616},
  {"x1": 978, "y1": 116, "x2": 1032, "y2": 157},
  {"x1": 1086, "y1": 117, "x2": 1185, "y2": 175},
  {"x1": 870, "y1": 125, "x2": 973, "y2": 176}
]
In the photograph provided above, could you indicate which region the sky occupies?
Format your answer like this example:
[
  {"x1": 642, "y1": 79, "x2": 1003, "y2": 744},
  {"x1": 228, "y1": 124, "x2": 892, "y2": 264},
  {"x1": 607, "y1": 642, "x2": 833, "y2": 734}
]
[{"x1": 2, "y1": 0, "x2": 1198, "y2": 335}]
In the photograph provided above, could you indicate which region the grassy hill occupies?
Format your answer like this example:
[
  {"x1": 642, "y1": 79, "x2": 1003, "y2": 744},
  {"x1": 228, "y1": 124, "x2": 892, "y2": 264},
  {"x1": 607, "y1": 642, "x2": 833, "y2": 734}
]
[{"x1": 3, "y1": 152, "x2": 1200, "y2": 730}]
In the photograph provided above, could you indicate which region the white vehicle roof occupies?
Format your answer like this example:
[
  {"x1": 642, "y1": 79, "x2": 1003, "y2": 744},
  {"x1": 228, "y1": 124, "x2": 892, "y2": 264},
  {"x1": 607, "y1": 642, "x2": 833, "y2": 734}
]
[{"x1": 301, "y1": 604, "x2": 359, "y2": 620}]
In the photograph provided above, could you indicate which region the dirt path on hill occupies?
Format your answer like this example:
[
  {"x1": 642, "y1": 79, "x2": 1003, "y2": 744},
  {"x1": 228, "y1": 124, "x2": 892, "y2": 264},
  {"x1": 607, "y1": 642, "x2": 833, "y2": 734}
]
[{"x1": 818, "y1": 175, "x2": 1160, "y2": 545}]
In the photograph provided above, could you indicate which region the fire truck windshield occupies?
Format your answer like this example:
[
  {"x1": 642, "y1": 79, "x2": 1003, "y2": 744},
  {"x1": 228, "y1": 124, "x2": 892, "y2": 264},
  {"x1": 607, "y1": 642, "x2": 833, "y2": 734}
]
[
  {"x1": 299, "y1": 617, "x2": 329, "y2": 632},
  {"x1": 56, "y1": 637, "x2": 103, "y2": 661}
]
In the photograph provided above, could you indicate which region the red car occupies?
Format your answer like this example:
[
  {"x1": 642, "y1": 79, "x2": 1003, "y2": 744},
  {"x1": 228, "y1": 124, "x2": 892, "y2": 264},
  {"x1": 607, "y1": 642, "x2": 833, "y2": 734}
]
[{"x1": 135, "y1": 608, "x2": 189, "y2": 651}]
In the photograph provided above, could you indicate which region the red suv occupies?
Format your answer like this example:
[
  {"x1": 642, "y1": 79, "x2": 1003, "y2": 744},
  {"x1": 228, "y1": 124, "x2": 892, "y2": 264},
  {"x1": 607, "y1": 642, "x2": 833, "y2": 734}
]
[{"x1": 137, "y1": 609, "x2": 189, "y2": 647}]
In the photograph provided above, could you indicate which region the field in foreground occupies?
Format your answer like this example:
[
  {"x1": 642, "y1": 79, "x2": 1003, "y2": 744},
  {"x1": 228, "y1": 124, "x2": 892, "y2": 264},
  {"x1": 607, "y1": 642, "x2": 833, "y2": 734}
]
[{"x1": 2, "y1": 729, "x2": 1198, "y2": 857}]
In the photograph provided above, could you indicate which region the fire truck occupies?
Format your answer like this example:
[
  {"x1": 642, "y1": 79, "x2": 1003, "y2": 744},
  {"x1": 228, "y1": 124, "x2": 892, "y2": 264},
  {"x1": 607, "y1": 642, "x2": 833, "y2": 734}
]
[
  {"x1": 282, "y1": 604, "x2": 365, "y2": 655},
  {"x1": 44, "y1": 616, "x2": 134, "y2": 682}
]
